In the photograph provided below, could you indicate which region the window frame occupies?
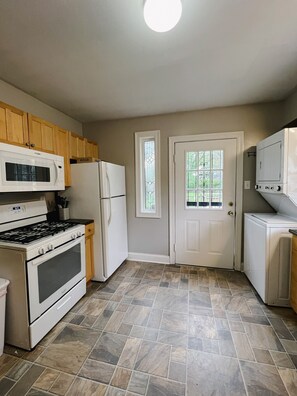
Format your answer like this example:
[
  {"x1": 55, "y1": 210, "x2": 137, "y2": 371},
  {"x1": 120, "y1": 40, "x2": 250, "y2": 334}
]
[{"x1": 135, "y1": 130, "x2": 161, "y2": 218}]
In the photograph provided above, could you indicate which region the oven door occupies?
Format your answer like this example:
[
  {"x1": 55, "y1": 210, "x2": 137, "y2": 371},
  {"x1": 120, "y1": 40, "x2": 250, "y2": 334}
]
[{"x1": 27, "y1": 236, "x2": 86, "y2": 323}]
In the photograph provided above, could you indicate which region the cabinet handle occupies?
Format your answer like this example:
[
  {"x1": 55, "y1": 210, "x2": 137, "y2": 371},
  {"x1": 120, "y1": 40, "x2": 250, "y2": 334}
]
[
  {"x1": 30, "y1": 143, "x2": 35, "y2": 148},
  {"x1": 26, "y1": 142, "x2": 30, "y2": 146}
]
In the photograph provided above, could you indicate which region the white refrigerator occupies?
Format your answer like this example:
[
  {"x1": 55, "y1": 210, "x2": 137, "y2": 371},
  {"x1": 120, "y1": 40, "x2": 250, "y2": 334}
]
[{"x1": 67, "y1": 161, "x2": 128, "y2": 281}]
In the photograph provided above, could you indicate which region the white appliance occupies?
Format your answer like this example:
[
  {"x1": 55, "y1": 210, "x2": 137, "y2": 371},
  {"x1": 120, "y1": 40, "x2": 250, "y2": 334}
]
[
  {"x1": 67, "y1": 161, "x2": 128, "y2": 282},
  {"x1": 255, "y1": 128, "x2": 297, "y2": 217},
  {"x1": 244, "y1": 128, "x2": 297, "y2": 306},
  {"x1": 0, "y1": 142, "x2": 65, "y2": 192},
  {"x1": 0, "y1": 200, "x2": 86, "y2": 350},
  {"x1": 244, "y1": 213, "x2": 297, "y2": 306}
]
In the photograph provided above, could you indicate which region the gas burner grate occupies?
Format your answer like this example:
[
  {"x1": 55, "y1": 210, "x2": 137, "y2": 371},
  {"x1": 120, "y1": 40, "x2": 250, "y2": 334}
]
[{"x1": 0, "y1": 221, "x2": 79, "y2": 244}]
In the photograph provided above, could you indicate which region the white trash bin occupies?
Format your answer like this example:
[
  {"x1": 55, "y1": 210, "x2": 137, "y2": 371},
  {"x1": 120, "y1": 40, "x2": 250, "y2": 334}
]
[{"x1": 0, "y1": 278, "x2": 9, "y2": 356}]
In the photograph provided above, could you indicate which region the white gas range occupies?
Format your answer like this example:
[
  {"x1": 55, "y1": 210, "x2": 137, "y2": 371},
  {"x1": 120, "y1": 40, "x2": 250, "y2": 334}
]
[{"x1": 0, "y1": 200, "x2": 86, "y2": 350}]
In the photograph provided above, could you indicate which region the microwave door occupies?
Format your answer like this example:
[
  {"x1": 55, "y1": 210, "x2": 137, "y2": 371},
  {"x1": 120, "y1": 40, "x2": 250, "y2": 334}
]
[{"x1": 0, "y1": 157, "x2": 64, "y2": 192}]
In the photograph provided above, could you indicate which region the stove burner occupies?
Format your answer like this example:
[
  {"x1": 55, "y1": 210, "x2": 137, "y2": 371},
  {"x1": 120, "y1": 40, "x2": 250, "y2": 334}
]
[{"x1": 0, "y1": 221, "x2": 79, "y2": 244}]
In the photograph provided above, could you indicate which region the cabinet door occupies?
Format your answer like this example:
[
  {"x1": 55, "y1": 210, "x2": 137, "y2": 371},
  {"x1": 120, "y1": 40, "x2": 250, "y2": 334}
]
[
  {"x1": 291, "y1": 246, "x2": 297, "y2": 313},
  {"x1": 85, "y1": 140, "x2": 99, "y2": 159},
  {"x1": 85, "y1": 140, "x2": 93, "y2": 157},
  {"x1": 6, "y1": 107, "x2": 29, "y2": 147},
  {"x1": 28, "y1": 115, "x2": 55, "y2": 153},
  {"x1": 55, "y1": 127, "x2": 71, "y2": 187},
  {"x1": 85, "y1": 223, "x2": 94, "y2": 282},
  {"x1": 0, "y1": 103, "x2": 7, "y2": 141},
  {"x1": 85, "y1": 236, "x2": 94, "y2": 282},
  {"x1": 70, "y1": 133, "x2": 78, "y2": 158},
  {"x1": 92, "y1": 142, "x2": 99, "y2": 159},
  {"x1": 291, "y1": 247, "x2": 297, "y2": 312},
  {"x1": 70, "y1": 133, "x2": 87, "y2": 159},
  {"x1": 77, "y1": 136, "x2": 86, "y2": 158}
]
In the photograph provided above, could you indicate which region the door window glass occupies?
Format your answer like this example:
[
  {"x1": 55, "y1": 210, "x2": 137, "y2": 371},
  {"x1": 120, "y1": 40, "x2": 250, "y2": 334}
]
[{"x1": 186, "y1": 150, "x2": 223, "y2": 208}]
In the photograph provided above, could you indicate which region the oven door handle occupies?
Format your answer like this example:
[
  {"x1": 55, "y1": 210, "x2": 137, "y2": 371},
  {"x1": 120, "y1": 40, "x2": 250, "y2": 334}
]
[{"x1": 29, "y1": 235, "x2": 84, "y2": 266}]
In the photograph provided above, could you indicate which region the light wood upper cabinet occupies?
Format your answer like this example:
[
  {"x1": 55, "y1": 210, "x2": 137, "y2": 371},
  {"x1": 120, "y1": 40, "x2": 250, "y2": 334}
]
[
  {"x1": 55, "y1": 127, "x2": 71, "y2": 187},
  {"x1": 0, "y1": 104, "x2": 7, "y2": 141},
  {"x1": 28, "y1": 114, "x2": 56, "y2": 153},
  {"x1": 77, "y1": 136, "x2": 85, "y2": 158},
  {"x1": 0, "y1": 101, "x2": 99, "y2": 187},
  {"x1": 85, "y1": 140, "x2": 99, "y2": 159},
  {"x1": 0, "y1": 101, "x2": 29, "y2": 146},
  {"x1": 70, "y1": 132, "x2": 86, "y2": 159}
]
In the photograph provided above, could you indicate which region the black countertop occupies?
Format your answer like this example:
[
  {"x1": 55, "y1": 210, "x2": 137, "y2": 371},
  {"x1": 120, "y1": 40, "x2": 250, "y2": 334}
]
[
  {"x1": 289, "y1": 229, "x2": 297, "y2": 236},
  {"x1": 66, "y1": 219, "x2": 94, "y2": 225},
  {"x1": 47, "y1": 211, "x2": 94, "y2": 225}
]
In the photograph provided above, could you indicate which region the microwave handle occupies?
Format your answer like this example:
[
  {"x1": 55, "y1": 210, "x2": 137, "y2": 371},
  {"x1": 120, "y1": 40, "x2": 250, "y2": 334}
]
[{"x1": 54, "y1": 161, "x2": 60, "y2": 183}]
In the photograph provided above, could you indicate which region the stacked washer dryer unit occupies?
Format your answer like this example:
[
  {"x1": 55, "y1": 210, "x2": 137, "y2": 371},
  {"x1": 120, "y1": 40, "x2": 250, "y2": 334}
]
[{"x1": 244, "y1": 128, "x2": 297, "y2": 306}]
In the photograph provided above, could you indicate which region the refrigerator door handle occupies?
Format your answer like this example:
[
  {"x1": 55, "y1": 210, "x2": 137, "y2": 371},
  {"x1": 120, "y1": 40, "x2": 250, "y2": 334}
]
[
  {"x1": 106, "y1": 171, "x2": 112, "y2": 225},
  {"x1": 107, "y1": 196, "x2": 112, "y2": 225}
]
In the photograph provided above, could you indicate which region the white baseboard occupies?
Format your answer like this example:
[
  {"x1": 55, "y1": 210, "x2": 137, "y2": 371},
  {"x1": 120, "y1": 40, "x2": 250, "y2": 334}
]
[{"x1": 127, "y1": 252, "x2": 170, "y2": 264}]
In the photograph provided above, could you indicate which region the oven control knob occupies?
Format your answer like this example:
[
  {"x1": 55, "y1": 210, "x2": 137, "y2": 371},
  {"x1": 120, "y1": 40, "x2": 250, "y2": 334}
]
[
  {"x1": 77, "y1": 231, "x2": 82, "y2": 237},
  {"x1": 48, "y1": 244, "x2": 54, "y2": 251},
  {"x1": 38, "y1": 247, "x2": 45, "y2": 255},
  {"x1": 277, "y1": 185, "x2": 281, "y2": 191},
  {"x1": 71, "y1": 234, "x2": 76, "y2": 240}
]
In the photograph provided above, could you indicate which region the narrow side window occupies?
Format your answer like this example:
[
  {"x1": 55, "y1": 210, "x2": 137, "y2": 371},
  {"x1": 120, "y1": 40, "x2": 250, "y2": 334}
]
[{"x1": 135, "y1": 130, "x2": 161, "y2": 218}]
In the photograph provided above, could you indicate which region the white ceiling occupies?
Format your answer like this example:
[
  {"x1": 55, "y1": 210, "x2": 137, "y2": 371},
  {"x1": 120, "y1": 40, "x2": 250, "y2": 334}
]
[{"x1": 0, "y1": 0, "x2": 297, "y2": 122}]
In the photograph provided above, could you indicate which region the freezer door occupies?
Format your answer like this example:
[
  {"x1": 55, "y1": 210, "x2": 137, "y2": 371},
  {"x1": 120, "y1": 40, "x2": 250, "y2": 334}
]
[
  {"x1": 101, "y1": 195, "x2": 128, "y2": 278},
  {"x1": 100, "y1": 161, "x2": 126, "y2": 198}
]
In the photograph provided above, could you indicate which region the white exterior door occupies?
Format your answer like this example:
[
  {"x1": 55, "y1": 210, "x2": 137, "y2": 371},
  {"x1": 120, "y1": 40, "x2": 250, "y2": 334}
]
[{"x1": 175, "y1": 138, "x2": 237, "y2": 269}]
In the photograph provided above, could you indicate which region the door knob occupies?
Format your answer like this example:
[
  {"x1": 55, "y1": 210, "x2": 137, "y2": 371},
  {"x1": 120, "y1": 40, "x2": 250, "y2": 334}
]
[{"x1": 228, "y1": 210, "x2": 234, "y2": 216}]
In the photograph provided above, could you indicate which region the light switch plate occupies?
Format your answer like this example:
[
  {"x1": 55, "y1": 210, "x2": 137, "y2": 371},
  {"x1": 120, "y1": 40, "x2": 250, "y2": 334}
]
[{"x1": 244, "y1": 180, "x2": 250, "y2": 189}]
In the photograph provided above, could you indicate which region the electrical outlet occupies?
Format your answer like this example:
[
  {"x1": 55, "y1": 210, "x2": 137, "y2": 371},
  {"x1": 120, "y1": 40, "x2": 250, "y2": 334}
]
[{"x1": 244, "y1": 180, "x2": 250, "y2": 190}]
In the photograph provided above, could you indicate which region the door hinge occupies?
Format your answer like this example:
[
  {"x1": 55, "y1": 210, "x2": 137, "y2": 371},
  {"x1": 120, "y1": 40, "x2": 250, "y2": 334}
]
[{"x1": 173, "y1": 243, "x2": 176, "y2": 252}]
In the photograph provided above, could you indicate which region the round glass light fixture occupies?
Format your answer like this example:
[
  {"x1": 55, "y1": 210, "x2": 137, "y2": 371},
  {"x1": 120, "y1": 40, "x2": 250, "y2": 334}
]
[{"x1": 143, "y1": 0, "x2": 182, "y2": 33}]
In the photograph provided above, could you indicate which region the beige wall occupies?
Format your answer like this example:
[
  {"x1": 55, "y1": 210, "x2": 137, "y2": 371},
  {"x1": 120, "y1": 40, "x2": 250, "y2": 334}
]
[
  {"x1": 83, "y1": 102, "x2": 284, "y2": 256},
  {"x1": 0, "y1": 79, "x2": 82, "y2": 134},
  {"x1": 283, "y1": 87, "x2": 297, "y2": 126}
]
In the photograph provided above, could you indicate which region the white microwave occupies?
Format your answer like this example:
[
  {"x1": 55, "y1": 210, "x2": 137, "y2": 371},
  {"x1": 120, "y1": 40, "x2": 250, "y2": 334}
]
[{"x1": 0, "y1": 142, "x2": 65, "y2": 192}]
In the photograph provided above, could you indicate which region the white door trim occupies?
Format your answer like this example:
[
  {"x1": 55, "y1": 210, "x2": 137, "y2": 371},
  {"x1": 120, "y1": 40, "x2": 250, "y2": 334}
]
[{"x1": 169, "y1": 131, "x2": 244, "y2": 270}]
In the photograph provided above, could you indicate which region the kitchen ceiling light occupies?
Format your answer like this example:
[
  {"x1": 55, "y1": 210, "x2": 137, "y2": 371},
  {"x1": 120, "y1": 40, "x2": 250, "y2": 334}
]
[{"x1": 143, "y1": 0, "x2": 182, "y2": 33}]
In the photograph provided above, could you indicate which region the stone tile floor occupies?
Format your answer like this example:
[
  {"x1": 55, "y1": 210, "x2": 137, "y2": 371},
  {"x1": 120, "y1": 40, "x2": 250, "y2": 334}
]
[{"x1": 1, "y1": 260, "x2": 297, "y2": 395}]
